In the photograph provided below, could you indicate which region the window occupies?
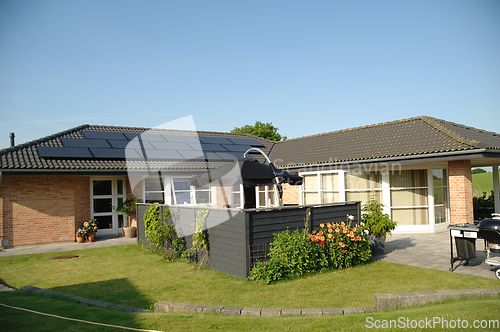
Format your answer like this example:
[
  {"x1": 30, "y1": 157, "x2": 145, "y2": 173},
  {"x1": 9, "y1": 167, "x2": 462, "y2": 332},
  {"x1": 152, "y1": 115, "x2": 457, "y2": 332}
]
[
  {"x1": 390, "y1": 170, "x2": 428, "y2": 225},
  {"x1": 345, "y1": 170, "x2": 382, "y2": 204},
  {"x1": 256, "y1": 185, "x2": 276, "y2": 207},
  {"x1": 143, "y1": 176, "x2": 212, "y2": 206},
  {"x1": 144, "y1": 177, "x2": 165, "y2": 204},
  {"x1": 172, "y1": 178, "x2": 211, "y2": 205},
  {"x1": 231, "y1": 184, "x2": 243, "y2": 208},
  {"x1": 300, "y1": 171, "x2": 341, "y2": 205},
  {"x1": 433, "y1": 169, "x2": 449, "y2": 224}
]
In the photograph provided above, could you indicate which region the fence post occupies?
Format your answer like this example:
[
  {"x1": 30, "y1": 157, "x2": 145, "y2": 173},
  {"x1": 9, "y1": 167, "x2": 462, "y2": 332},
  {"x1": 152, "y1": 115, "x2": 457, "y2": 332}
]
[
  {"x1": 306, "y1": 206, "x2": 313, "y2": 231},
  {"x1": 244, "y1": 212, "x2": 251, "y2": 278}
]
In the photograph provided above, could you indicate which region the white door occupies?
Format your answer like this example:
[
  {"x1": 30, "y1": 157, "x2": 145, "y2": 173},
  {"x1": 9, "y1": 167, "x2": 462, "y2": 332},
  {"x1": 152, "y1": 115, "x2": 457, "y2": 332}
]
[{"x1": 91, "y1": 178, "x2": 126, "y2": 236}]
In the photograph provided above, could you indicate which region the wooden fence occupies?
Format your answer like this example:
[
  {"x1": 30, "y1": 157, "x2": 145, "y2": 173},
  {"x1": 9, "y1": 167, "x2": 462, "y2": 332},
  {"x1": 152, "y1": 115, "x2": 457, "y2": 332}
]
[{"x1": 136, "y1": 201, "x2": 361, "y2": 279}]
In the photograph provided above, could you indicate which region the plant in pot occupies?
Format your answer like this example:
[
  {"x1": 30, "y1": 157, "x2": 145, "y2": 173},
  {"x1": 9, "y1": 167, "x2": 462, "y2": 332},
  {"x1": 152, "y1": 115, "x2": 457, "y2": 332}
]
[
  {"x1": 361, "y1": 193, "x2": 397, "y2": 256},
  {"x1": 83, "y1": 219, "x2": 98, "y2": 242},
  {"x1": 76, "y1": 228, "x2": 87, "y2": 243},
  {"x1": 116, "y1": 196, "x2": 141, "y2": 238}
]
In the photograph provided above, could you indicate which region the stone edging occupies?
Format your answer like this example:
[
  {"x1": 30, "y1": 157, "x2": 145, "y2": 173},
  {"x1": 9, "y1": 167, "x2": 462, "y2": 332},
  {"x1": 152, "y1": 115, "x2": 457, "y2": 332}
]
[
  {"x1": 3, "y1": 285, "x2": 499, "y2": 317},
  {"x1": 154, "y1": 288, "x2": 500, "y2": 317}
]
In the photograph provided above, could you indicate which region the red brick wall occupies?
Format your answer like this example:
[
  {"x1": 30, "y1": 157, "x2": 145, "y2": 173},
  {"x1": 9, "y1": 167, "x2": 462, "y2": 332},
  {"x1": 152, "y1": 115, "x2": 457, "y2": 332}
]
[
  {"x1": 282, "y1": 183, "x2": 300, "y2": 205},
  {"x1": 448, "y1": 160, "x2": 473, "y2": 224},
  {"x1": 0, "y1": 175, "x2": 90, "y2": 246},
  {"x1": 213, "y1": 186, "x2": 231, "y2": 207}
]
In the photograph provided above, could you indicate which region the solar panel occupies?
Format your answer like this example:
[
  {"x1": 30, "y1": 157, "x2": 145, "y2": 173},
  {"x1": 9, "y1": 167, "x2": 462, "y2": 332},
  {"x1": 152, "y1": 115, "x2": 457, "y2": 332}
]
[
  {"x1": 122, "y1": 133, "x2": 141, "y2": 140},
  {"x1": 130, "y1": 134, "x2": 167, "y2": 142},
  {"x1": 109, "y1": 140, "x2": 155, "y2": 149},
  {"x1": 82, "y1": 131, "x2": 128, "y2": 140},
  {"x1": 37, "y1": 146, "x2": 93, "y2": 158},
  {"x1": 134, "y1": 149, "x2": 185, "y2": 160},
  {"x1": 149, "y1": 141, "x2": 193, "y2": 150},
  {"x1": 162, "y1": 135, "x2": 201, "y2": 143},
  {"x1": 61, "y1": 138, "x2": 111, "y2": 148},
  {"x1": 221, "y1": 144, "x2": 253, "y2": 152},
  {"x1": 215, "y1": 151, "x2": 244, "y2": 160},
  {"x1": 177, "y1": 150, "x2": 205, "y2": 160},
  {"x1": 199, "y1": 137, "x2": 234, "y2": 144},
  {"x1": 226, "y1": 138, "x2": 265, "y2": 147},
  {"x1": 90, "y1": 148, "x2": 127, "y2": 159},
  {"x1": 187, "y1": 143, "x2": 229, "y2": 152}
]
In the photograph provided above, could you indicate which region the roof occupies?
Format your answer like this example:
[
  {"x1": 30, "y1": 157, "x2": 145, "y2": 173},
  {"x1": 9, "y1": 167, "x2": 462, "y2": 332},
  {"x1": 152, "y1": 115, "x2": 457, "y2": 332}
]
[
  {"x1": 269, "y1": 116, "x2": 500, "y2": 168},
  {"x1": 0, "y1": 125, "x2": 274, "y2": 172},
  {"x1": 2, "y1": 116, "x2": 500, "y2": 173}
]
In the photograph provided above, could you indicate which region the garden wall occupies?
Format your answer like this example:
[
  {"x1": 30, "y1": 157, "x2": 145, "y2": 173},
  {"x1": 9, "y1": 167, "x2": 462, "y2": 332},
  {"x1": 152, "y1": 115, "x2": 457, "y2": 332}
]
[{"x1": 136, "y1": 201, "x2": 361, "y2": 280}]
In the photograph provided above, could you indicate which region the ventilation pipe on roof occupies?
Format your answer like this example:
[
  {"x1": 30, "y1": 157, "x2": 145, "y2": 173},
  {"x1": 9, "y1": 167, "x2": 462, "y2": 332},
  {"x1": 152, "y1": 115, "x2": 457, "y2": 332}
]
[{"x1": 9, "y1": 133, "x2": 15, "y2": 147}]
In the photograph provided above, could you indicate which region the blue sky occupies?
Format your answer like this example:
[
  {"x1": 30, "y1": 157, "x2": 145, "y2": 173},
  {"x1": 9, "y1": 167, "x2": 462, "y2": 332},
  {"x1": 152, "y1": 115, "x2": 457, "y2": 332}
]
[{"x1": 1, "y1": 0, "x2": 499, "y2": 149}]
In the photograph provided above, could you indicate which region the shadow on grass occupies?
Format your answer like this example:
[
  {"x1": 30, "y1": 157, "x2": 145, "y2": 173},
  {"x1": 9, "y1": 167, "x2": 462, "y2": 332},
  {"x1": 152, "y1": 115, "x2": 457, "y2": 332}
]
[
  {"x1": 0, "y1": 291, "x2": 148, "y2": 332},
  {"x1": 51, "y1": 278, "x2": 151, "y2": 310},
  {"x1": 0, "y1": 277, "x2": 16, "y2": 290}
]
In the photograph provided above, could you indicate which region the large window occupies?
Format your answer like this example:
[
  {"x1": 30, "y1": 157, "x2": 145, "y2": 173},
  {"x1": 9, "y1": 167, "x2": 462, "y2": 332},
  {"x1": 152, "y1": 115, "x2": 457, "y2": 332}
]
[
  {"x1": 345, "y1": 171, "x2": 382, "y2": 203},
  {"x1": 143, "y1": 176, "x2": 212, "y2": 206},
  {"x1": 301, "y1": 172, "x2": 340, "y2": 205},
  {"x1": 390, "y1": 170, "x2": 428, "y2": 225}
]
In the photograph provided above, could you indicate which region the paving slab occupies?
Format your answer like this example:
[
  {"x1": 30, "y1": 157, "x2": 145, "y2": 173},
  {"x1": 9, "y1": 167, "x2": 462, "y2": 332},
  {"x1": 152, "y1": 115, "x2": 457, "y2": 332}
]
[{"x1": 377, "y1": 231, "x2": 500, "y2": 279}]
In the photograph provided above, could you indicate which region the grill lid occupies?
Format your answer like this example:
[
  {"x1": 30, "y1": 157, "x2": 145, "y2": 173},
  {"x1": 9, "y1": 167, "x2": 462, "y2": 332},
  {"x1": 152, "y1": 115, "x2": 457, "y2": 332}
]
[{"x1": 478, "y1": 219, "x2": 500, "y2": 231}]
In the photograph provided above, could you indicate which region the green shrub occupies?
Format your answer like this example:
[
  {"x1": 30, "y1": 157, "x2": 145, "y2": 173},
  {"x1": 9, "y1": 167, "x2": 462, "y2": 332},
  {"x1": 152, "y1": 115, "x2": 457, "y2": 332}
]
[
  {"x1": 143, "y1": 204, "x2": 185, "y2": 261},
  {"x1": 249, "y1": 220, "x2": 371, "y2": 284}
]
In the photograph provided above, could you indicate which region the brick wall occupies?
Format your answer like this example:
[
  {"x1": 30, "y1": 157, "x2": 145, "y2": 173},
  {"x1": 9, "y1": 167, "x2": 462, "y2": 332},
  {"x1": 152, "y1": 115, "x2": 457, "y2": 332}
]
[
  {"x1": 213, "y1": 186, "x2": 231, "y2": 207},
  {"x1": 448, "y1": 160, "x2": 473, "y2": 224},
  {"x1": 282, "y1": 183, "x2": 300, "y2": 205},
  {"x1": 0, "y1": 175, "x2": 90, "y2": 246}
]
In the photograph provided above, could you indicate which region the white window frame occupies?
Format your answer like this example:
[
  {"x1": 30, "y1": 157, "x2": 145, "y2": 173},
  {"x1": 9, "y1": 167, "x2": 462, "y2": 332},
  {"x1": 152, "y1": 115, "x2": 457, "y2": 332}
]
[
  {"x1": 142, "y1": 175, "x2": 212, "y2": 206},
  {"x1": 299, "y1": 170, "x2": 345, "y2": 205}
]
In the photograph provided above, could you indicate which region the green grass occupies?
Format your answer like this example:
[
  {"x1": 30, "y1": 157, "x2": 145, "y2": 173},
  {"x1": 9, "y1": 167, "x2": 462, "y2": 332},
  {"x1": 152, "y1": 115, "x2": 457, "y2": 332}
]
[
  {"x1": 1, "y1": 291, "x2": 499, "y2": 331},
  {"x1": 472, "y1": 171, "x2": 499, "y2": 197},
  {"x1": 1, "y1": 244, "x2": 499, "y2": 331},
  {"x1": 1, "y1": 244, "x2": 498, "y2": 310}
]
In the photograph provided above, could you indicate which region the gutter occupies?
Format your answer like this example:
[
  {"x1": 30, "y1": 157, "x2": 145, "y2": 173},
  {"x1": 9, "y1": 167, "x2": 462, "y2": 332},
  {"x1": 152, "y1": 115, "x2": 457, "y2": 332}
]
[{"x1": 280, "y1": 148, "x2": 499, "y2": 170}]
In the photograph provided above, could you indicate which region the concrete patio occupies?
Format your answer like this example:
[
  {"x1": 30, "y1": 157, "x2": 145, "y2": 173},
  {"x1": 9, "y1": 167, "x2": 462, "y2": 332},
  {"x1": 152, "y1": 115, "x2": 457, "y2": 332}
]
[{"x1": 377, "y1": 230, "x2": 500, "y2": 280}]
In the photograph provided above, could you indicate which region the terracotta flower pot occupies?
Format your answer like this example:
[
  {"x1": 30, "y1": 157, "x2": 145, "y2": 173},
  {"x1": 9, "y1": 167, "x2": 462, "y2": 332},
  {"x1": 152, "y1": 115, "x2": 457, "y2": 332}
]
[
  {"x1": 76, "y1": 237, "x2": 85, "y2": 243},
  {"x1": 124, "y1": 226, "x2": 136, "y2": 238}
]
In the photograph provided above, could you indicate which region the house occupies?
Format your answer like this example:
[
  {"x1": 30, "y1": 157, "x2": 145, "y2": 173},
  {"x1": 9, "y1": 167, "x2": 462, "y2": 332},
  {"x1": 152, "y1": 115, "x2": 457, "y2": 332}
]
[{"x1": 1, "y1": 116, "x2": 499, "y2": 247}]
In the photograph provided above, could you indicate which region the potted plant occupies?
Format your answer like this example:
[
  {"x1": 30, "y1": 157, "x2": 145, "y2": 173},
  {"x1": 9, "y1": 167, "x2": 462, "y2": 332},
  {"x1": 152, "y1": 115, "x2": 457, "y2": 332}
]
[
  {"x1": 76, "y1": 228, "x2": 87, "y2": 243},
  {"x1": 83, "y1": 219, "x2": 98, "y2": 242},
  {"x1": 361, "y1": 193, "x2": 397, "y2": 256},
  {"x1": 116, "y1": 196, "x2": 141, "y2": 238}
]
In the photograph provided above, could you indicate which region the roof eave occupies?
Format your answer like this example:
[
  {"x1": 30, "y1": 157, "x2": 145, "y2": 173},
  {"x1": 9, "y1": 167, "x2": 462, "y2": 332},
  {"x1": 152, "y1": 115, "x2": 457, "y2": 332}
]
[{"x1": 279, "y1": 149, "x2": 500, "y2": 170}]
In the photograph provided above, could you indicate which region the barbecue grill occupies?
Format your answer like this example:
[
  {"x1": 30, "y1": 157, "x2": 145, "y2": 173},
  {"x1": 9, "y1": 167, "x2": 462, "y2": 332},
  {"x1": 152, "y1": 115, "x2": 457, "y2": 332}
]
[
  {"x1": 448, "y1": 219, "x2": 500, "y2": 279},
  {"x1": 478, "y1": 218, "x2": 500, "y2": 279}
]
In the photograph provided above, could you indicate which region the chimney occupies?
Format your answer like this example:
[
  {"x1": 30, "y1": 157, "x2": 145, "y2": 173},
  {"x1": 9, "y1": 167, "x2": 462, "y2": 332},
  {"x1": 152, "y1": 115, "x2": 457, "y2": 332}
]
[{"x1": 9, "y1": 132, "x2": 15, "y2": 147}]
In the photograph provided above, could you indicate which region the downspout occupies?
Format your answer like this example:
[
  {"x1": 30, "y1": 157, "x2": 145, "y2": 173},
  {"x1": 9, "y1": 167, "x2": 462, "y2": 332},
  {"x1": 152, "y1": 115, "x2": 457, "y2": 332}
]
[{"x1": 244, "y1": 148, "x2": 282, "y2": 207}]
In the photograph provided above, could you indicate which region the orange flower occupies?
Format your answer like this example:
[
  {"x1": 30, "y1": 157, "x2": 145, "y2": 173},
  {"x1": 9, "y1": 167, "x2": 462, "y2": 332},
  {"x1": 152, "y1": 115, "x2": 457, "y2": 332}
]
[
  {"x1": 335, "y1": 228, "x2": 340, "y2": 233},
  {"x1": 341, "y1": 222, "x2": 345, "y2": 226},
  {"x1": 320, "y1": 223, "x2": 324, "y2": 228},
  {"x1": 339, "y1": 242, "x2": 345, "y2": 248},
  {"x1": 327, "y1": 223, "x2": 332, "y2": 228},
  {"x1": 343, "y1": 228, "x2": 348, "y2": 234},
  {"x1": 318, "y1": 231, "x2": 323, "y2": 236},
  {"x1": 328, "y1": 228, "x2": 333, "y2": 233},
  {"x1": 353, "y1": 227, "x2": 357, "y2": 232},
  {"x1": 327, "y1": 233, "x2": 333, "y2": 239},
  {"x1": 321, "y1": 236, "x2": 325, "y2": 241},
  {"x1": 349, "y1": 231, "x2": 354, "y2": 237}
]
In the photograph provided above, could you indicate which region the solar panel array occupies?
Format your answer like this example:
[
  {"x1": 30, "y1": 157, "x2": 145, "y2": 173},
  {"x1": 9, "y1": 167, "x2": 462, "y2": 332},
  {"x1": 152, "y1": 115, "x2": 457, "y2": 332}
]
[{"x1": 36, "y1": 131, "x2": 265, "y2": 161}]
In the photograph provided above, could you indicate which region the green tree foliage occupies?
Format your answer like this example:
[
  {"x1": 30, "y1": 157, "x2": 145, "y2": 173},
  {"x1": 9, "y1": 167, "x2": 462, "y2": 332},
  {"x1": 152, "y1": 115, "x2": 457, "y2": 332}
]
[
  {"x1": 231, "y1": 121, "x2": 287, "y2": 141},
  {"x1": 472, "y1": 168, "x2": 488, "y2": 174}
]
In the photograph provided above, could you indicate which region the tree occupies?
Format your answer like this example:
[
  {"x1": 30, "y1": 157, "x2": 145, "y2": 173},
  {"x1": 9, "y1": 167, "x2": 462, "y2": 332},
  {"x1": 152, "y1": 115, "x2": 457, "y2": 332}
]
[
  {"x1": 472, "y1": 168, "x2": 487, "y2": 174},
  {"x1": 231, "y1": 121, "x2": 287, "y2": 141}
]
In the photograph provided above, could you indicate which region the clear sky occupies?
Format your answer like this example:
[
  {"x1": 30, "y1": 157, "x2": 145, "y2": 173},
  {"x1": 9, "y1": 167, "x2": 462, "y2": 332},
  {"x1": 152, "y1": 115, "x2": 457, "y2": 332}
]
[{"x1": 1, "y1": 0, "x2": 499, "y2": 149}]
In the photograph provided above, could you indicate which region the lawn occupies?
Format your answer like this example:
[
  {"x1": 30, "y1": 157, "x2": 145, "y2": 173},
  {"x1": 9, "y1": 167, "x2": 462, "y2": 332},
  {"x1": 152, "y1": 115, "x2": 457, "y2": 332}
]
[
  {"x1": 472, "y1": 171, "x2": 499, "y2": 197},
  {"x1": 1, "y1": 244, "x2": 499, "y2": 331}
]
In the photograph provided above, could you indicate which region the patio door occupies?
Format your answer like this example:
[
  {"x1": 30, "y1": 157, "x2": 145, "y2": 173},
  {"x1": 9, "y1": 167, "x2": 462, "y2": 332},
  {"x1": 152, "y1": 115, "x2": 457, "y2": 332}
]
[{"x1": 91, "y1": 177, "x2": 126, "y2": 236}]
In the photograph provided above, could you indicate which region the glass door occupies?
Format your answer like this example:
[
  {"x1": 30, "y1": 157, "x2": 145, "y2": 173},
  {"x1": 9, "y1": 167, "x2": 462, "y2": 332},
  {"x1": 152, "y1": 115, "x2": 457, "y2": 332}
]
[{"x1": 91, "y1": 178, "x2": 126, "y2": 236}]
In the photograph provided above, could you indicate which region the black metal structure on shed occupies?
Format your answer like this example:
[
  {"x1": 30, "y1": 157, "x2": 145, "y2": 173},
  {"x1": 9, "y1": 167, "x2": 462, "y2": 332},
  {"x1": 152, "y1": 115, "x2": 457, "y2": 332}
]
[{"x1": 136, "y1": 202, "x2": 361, "y2": 279}]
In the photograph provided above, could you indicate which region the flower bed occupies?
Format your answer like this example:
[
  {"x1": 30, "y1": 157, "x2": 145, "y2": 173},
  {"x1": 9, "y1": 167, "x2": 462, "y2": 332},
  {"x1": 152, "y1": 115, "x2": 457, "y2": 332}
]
[{"x1": 249, "y1": 217, "x2": 371, "y2": 284}]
